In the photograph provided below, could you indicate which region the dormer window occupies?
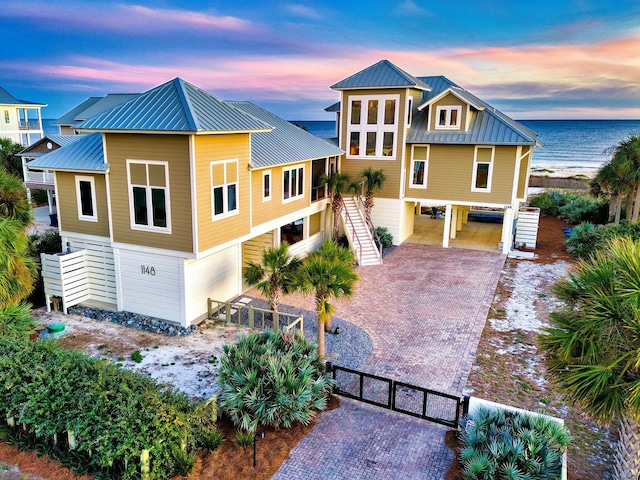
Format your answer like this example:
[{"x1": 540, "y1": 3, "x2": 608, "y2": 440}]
[
  {"x1": 347, "y1": 94, "x2": 399, "y2": 159},
  {"x1": 435, "y1": 106, "x2": 462, "y2": 130}
]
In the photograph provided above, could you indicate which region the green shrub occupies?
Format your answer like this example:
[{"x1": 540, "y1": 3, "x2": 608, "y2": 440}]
[
  {"x1": 0, "y1": 336, "x2": 198, "y2": 479},
  {"x1": 375, "y1": 226, "x2": 393, "y2": 250},
  {"x1": 566, "y1": 221, "x2": 640, "y2": 259},
  {"x1": 528, "y1": 189, "x2": 567, "y2": 215},
  {"x1": 218, "y1": 329, "x2": 333, "y2": 433},
  {"x1": 558, "y1": 195, "x2": 608, "y2": 224},
  {"x1": 29, "y1": 230, "x2": 61, "y2": 256},
  {"x1": 234, "y1": 430, "x2": 255, "y2": 447},
  {"x1": 130, "y1": 350, "x2": 143, "y2": 363},
  {"x1": 0, "y1": 302, "x2": 37, "y2": 339},
  {"x1": 460, "y1": 406, "x2": 570, "y2": 480}
]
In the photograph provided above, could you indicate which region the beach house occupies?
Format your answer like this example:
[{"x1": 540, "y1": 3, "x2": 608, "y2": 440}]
[
  {"x1": 327, "y1": 60, "x2": 543, "y2": 253},
  {"x1": 0, "y1": 87, "x2": 46, "y2": 146},
  {"x1": 27, "y1": 78, "x2": 341, "y2": 326}
]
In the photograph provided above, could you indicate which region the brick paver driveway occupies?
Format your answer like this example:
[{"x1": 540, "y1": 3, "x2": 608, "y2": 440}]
[{"x1": 272, "y1": 244, "x2": 506, "y2": 479}]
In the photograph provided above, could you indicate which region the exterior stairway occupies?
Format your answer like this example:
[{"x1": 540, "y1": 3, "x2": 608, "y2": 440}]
[{"x1": 340, "y1": 196, "x2": 382, "y2": 266}]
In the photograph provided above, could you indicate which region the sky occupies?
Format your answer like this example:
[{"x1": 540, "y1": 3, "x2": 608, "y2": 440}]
[{"x1": 2, "y1": 0, "x2": 639, "y2": 121}]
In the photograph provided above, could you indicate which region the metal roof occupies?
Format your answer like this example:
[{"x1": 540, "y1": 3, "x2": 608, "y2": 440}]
[
  {"x1": 406, "y1": 75, "x2": 543, "y2": 146},
  {"x1": 74, "y1": 94, "x2": 139, "y2": 121},
  {"x1": 331, "y1": 60, "x2": 431, "y2": 91},
  {"x1": 77, "y1": 78, "x2": 272, "y2": 133},
  {"x1": 18, "y1": 134, "x2": 84, "y2": 157},
  {"x1": 227, "y1": 101, "x2": 343, "y2": 168},
  {"x1": 53, "y1": 97, "x2": 102, "y2": 125},
  {"x1": 27, "y1": 133, "x2": 106, "y2": 172},
  {"x1": 325, "y1": 101, "x2": 340, "y2": 112},
  {"x1": 0, "y1": 86, "x2": 46, "y2": 106}
]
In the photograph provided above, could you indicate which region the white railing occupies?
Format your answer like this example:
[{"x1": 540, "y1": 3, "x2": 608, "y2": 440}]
[{"x1": 26, "y1": 170, "x2": 54, "y2": 185}]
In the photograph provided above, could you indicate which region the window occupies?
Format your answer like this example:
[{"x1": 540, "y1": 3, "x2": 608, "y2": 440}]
[
  {"x1": 407, "y1": 97, "x2": 413, "y2": 126},
  {"x1": 3, "y1": 110, "x2": 8, "y2": 124},
  {"x1": 435, "y1": 106, "x2": 462, "y2": 130},
  {"x1": 262, "y1": 170, "x2": 271, "y2": 201},
  {"x1": 211, "y1": 159, "x2": 238, "y2": 220},
  {"x1": 281, "y1": 219, "x2": 303, "y2": 245},
  {"x1": 472, "y1": 146, "x2": 494, "y2": 192},
  {"x1": 410, "y1": 146, "x2": 429, "y2": 188},
  {"x1": 283, "y1": 165, "x2": 304, "y2": 202},
  {"x1": 347, "y1": 94, "x2": 399, "y2": 159},
  {"x1": 127, "y1": 160, "x2": 170, "y2": 232},
  {"x1": 75, "y1": 176, "x2": 97, "y2": 221}
]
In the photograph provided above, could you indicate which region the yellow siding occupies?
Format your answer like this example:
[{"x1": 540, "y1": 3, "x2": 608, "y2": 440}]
[
  {"x1": 429, "y1": 93, "x2": 467, "y2": 131},
  {"x1": 250, "y1": 163, "x2": 312, "y2": 227},
  {"x1": 56, "y1": 172, "x2": 110, "y2": 237},
  {"x1": 339, "y1": 88, "x2": 408, "y2": 200},
  {"x1": 309, "y1": 212, "x2": 321, "y2": 235},
  {"x1": 405, "y1": 145, "x2": 517, "y2": 205},
  {"x1": 107, "y1": 134, "x2": 193, "y2": 252},
  {"x1": 195, "y1": 134, "x2": 252, "y2": 252},
  {"x1": 517, "y1": 147, "x2": 532, "y2": 199}
]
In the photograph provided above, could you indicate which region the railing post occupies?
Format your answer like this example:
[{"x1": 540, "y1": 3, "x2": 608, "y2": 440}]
[
  {"x1": 249, "y1": 305, "x2": 254, "y2": 329},
  {"x1": 207, "y1": 299, "x2": 212, "y2": 319},
  {"x1": 273, "y1": 311, "x2": 279, "y2": 331},
  {"x1": 225, "y1": 302, "x2": 231, "y2": 325},
  {"x1": 68, "y1": 430, "x2": 77, "y2": 449}
]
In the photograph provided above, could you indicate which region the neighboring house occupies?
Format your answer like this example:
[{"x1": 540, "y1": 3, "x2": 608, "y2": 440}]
[
  {"x1": 327, "y1": 60, "x2": 543, "y2": 254},
  {"x1": 53, "y1": 94, "x2": 139, "y2": 134},
  {"x1": 18, "y1": 134, "x2": 84, "y2": 219},
  {"x1": 27, "y1": 78, "x2": 341, "y2": 326},
  {"x1": 0, "y1": 86, "x2": 46, "y2": 146}
]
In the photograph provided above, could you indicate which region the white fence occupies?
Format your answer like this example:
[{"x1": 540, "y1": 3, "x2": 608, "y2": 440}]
[{"x1": 41, "y1": 251, "x2": 90, "y2": 313}]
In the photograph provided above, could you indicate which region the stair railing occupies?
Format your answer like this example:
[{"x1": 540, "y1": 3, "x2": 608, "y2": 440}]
[
  {"x1": 353, "y1": 195, "x2": 383, "y2": 264},
  {"x1": 340, "y1": 206, "x2": 363, "y2": 265}
]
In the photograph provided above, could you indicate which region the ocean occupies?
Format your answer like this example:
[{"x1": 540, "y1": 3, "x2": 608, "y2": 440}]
[
  {"x1": 292, "y1": 119, "x2": 640, "y2": 175},
  {"x1": 45, "y1": 118, "x2": 640, "y2": 175}
]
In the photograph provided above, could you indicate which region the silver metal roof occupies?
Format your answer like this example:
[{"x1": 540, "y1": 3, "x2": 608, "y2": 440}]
[
  {"x1": 0, "y1": 86, "x2": 46, "y2": 106},
  {"x1": 27, "y1": 133, "x2": 106, "y2": 172},
  {"x1": 324, "y1": 101, "x2": 340, "y2": 112},
  {"x1": 77, "y1": 78, "x2": 272, "y2": 133},
  {"x1": 406, "y1": 75, "x2": 543, "y2": 146},
  {"x1": 227, "y1": 101, "x2": 343, "y2": 168},
  {"x1": 53, "y1": 97, "x2": 102, "y2": 125},
  {"x1": 18, "y1": 134, "x2": 84, "y2": 157},
  {"x1": 74, "y1": 94, "x2": 138, "y2": 121},
  {"x1": 331, "y1": 60, "x2": 431, "y2": 91}
]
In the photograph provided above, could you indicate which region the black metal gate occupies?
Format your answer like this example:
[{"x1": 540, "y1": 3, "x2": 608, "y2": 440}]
[{"x1": 329, "y1": 363, "x2": 464, "y2": 428}]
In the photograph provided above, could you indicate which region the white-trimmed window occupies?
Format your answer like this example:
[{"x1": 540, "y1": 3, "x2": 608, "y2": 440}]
[
  {"x1": 435, "y1": 106, "x2": 462, "y2": 130},
  {"x1": 283, "y1": 165, "x2": 304, "y2": 202},
  {"x1": 210, "y1": 159, "x2": 239, "y2": 220},
  {"x1": 471, "y1": 146, "x2": 494, "y2": 192},
  {"x1": 127, "y1": 160, "x2": 171, "y2": 232},
  {"x1": 75, "y1": 175, "x2": 97, "y2": 222},
  {"x1": 406, "y1": 97, "x2": 413, "y2": 127},
  {"x1": 262, "y1": 170, "x2": 271, "y2": 202},
  {"x1": 410, "y1": 146, "x2": 429, "y2": 188},
  {"x1": 347, "y1": 94, "x2": 399, "y2": 159}
]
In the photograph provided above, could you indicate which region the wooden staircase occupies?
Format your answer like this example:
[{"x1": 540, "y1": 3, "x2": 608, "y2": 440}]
[{"x1": 340, "y1": 197, "x2": 382, "y2": 266}]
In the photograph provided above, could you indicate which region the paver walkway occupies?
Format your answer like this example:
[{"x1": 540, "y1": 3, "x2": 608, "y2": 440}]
[{"x1": 272, "y1": 243, "x2": 506, "y2": 479}]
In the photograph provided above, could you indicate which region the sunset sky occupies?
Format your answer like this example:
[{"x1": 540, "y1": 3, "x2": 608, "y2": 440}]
[{"x1": 2, "y1": 0, "x2": 639, "y2": 121}]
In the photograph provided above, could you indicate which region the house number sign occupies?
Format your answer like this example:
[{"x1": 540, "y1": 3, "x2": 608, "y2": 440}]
[{"x1": 141, "y1": 265, "x2": 156, "y2": 276}]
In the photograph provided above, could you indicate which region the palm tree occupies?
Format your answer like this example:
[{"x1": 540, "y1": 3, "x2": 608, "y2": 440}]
[
  {"x1": 592, "y1": 161, "x2": 624, "y2": 223},
  {"x1": 539, "y1": 237, "x2": 640, "y2": 479},
  {"x1": 243, "y1": 243, "x2": 301, "y2": 312},
  {"x1": 0, "y1": 219, "x2": 37, "y2": 310},
  {"x1": 0, "y1": 137, "x2": 26, "y2": 179},
  {"x1": 296, "y1": 241, "x2": 359, "y2": 357},
  {"x1": 359, "y1": 167, "x2": 386, "y2": 217},
  {"x1": 0, "y1": 168, "x2": 32, "y2": 228},
  {"x1": 320, "y1": 171, "x2": 351, "y2": 241}
]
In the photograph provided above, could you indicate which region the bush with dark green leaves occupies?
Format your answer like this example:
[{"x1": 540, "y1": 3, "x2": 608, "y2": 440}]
[
  {"x1": 528, "y1": 189, "x2": 568, "y2": 216},
  {"x1": 460, "y1": 406, "x2": 570, "y2": 480},
  {"x1": 218, "y1": 329, "x2": 333, "y2": 433},
  {"x1": 566, "y1": 220, "x2": 640, "y2": 259},
  {"x1": 529, "y1": 189, "x2": 608, "y2": 224},
  {"x1": 375, "y1": 226, "x2": 393, "y2": 250},
  {"x1": 0, "y1": 336, "x2": 222, "y2": 479}
]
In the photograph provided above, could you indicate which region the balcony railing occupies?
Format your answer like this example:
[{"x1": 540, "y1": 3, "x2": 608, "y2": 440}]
[
  {"x1": 25, "y1": 170, "x2": 54, "y2": 185},
  {"x1": 19, "y1": 120, "x2": 41, "y2": 130}
]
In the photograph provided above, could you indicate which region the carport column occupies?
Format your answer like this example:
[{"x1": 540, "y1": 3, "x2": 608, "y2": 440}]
[
  {"x1": 456, "y1": 207, "x2": 463, "y2": 232},
  {"x1": 462, "y1": 206, "x2": 469, "y2": 224},
  {"x1": 442, "y1": 204, "x2": 452, "y2": 248},
  {"x1": 450, "y1": 206, "x2": 458, "y2": 239},
  {"x1": 501, "y1": 206, "x2": 515, "y2": 254}
]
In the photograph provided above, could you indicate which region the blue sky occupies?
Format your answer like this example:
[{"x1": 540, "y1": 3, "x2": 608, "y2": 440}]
[{"x1": 2, "y1": 0, "x2": 639, "y2": 120}]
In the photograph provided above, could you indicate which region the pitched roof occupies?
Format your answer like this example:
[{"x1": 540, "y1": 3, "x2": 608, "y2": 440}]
[
  {"x1": 227, "y1": 101, "x2": 343, "y2": 168},
  {"x1": 77, "y1": 78, "x2": 272, "y2": 133},
  {"x1": 324, "y1": 101, "x2": 340, "y2": 113},
  {"x1": 73, "y1": 94, "x2": 139, "y2": 121},
  {"x1": 331, "y1": 60, "x2": 431, "y2": 91},
  {"x1": 18, "y1": 134, "x2": 84, "y2": 157},
  {"x1": 53, "y1": 97, "x2": 102, "y2": 125},
  {"x1": 0, "y1": 87, "x2": 46, "y2": 106},
  {"x1": 408, "y1": 75, "x2": 543, "y2": 146},
  {"x1": 26, "y1": 133, "x2": 106, "y2": 172}
]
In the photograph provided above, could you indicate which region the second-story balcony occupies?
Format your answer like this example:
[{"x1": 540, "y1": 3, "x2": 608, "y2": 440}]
[
  {"x1": 19, "y1": 120, "x2": 42, "y2": 130},
  {"x1": 25, "y1": 169, "x2": 54, "y2": 187}
]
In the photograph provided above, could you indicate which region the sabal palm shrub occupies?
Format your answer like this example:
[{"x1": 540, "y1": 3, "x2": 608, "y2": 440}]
[
  {"x1": 459, "y1": 406, "x2": 570, "y2": 480},
  {"x1": 566, "y1": 220, "x2": 640, "y2": 259},
  {"x1": 217, "y1": 329, "x2": 333, "y2": 433},
  {"x1": 0, "y1": 302, "x2": 37, "y2": 339}
]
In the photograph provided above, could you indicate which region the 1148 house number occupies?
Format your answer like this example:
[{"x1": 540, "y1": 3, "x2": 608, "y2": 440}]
[{"x1": 141, "y1": 265, "x2": 156, "y2": 276}]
